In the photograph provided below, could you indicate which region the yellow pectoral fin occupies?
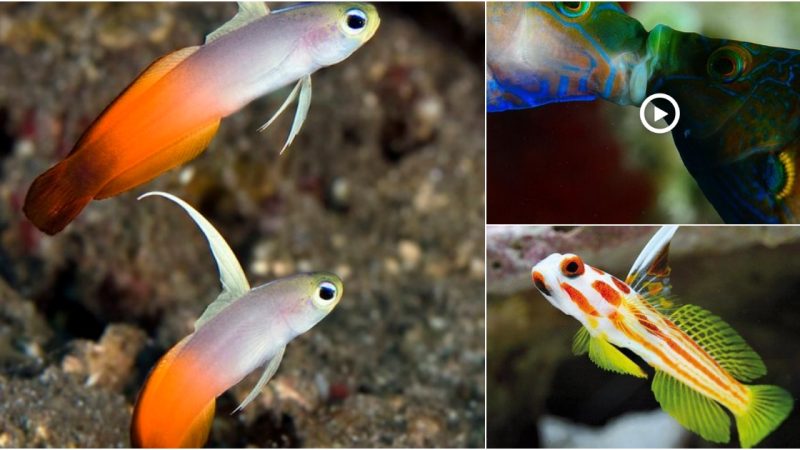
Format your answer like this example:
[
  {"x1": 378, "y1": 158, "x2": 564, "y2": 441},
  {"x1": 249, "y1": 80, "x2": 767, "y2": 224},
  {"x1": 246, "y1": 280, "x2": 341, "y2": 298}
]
[
  {"x1": 95, "y1": 120, "x2": 221, "y2": 199},
  {"x1": 572, "y1": 326, "x2": 590, "y2": 356},
  {"x1": 587, "y1": 336, "x2": 647, "y2": 379}
]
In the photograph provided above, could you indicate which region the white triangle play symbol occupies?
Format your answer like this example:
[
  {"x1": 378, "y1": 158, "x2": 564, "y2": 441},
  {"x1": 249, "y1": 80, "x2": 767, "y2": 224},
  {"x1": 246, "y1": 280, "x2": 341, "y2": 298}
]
[{"x1": 652, "y1": 105, "x2": 668, "y2": 122}]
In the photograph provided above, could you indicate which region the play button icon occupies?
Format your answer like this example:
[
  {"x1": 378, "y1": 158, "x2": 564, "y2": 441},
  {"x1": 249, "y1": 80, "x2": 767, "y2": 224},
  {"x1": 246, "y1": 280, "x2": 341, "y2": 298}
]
[{"x1": 640, "y1": 93, "x2": 680, "y2": 134}]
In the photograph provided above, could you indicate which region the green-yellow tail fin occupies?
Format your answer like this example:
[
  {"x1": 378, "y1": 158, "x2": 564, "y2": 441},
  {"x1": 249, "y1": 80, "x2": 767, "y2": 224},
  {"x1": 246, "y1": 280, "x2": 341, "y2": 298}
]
[
  {"x1": 736, "y1": 384, "x2": 793, "y2": 448},
  {"x1": 587, "y1": 334, "x2": 647, "y2": 379},
  {"x1": 652, "y1": 369, "x2": 731, "y2": 444}
]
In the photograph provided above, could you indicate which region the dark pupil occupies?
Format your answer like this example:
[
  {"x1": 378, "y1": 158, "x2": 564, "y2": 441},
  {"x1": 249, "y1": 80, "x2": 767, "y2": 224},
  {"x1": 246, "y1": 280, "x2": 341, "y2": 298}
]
[
  {"x1": 564, "y1": 2, "x2": 582, "y2": 10},
  {"x1": 566, "y1": 261, "x2": 579, "y2": 273},
  {"x1": 712, "y1": 56, "x2": 735, "y2": 76},
  {"x1": 347, "y1": 14, "x2": 366, "y2": 30},
  {"x1": 319, "y1": 285, "x2": 336, "y2": 301}
]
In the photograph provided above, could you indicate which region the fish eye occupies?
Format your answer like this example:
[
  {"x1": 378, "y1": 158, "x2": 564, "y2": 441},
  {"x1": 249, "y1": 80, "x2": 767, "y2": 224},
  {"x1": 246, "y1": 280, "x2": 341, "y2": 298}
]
[
  {"x1": 556, "y1": 2, "x2": 591, "y2": 18},
  {"x1": 343, "y1": 8, "x2": 367, "y2": 34},
  {"x1": 560, "y1": 256, "x2": 585, "y2": 278},
  {"x1": 316, "y1": 281, "x2": 338, "y2": 302},
  {"x1": 707, "y1": 45, "x2": 750, "y2": 83}
]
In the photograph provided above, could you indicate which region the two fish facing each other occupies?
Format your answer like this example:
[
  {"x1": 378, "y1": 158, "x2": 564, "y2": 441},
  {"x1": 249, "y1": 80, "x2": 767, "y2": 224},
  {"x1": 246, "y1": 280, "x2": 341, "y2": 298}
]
[
  {"x1": 23, "y1": 2, "x2": 380, "y2": 235},
  {"x1": 531, "y1": 226, "x2": 794, "y2": 448},
  {"x1": 487, "y1": 1, "x2": 800, "y2": 223},
  {"x1": 131, "y1": 192, "x2": 343, "y2": 448}
]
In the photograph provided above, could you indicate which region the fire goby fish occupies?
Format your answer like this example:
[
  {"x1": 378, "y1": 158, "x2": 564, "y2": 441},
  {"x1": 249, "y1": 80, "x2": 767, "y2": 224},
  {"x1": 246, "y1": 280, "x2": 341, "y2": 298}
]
[
  {"x1": 24, "y1": 2, "x2": 379, "y2": 235},
  {"x1": 531, "y1": 226, "x2": 793, "y2": 448},
  {"x1": 131, "y1": 192, "x2": 343, "y2": 448}
]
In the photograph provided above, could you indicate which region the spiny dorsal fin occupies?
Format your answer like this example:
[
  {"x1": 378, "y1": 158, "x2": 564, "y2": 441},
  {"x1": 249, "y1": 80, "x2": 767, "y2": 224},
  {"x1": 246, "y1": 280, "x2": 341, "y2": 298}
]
[
  {"x1": 137, "y1": 192, "x2": 250, "y2": 329},
  {"x1": 233, "y1": 345, "x2": 286, "y2": 413},
  {"x1": 669, "y1": 304, "x2": 766, "y2": 382},
  {"x1": 587, "y1": 335, "x2": 647, "y2": 378},
  {"x1": 626, "y1": 225, "x2": 680, "y2": 315},
  {"x1": 206, "y1": 2, "x2": 269, "y2": 44},
  {"x1": 71, "y1": 46, "x2": 200, "y2": 155},
  {"x1": 652, "y1": 369, "x2": 731, "y2": 444}
]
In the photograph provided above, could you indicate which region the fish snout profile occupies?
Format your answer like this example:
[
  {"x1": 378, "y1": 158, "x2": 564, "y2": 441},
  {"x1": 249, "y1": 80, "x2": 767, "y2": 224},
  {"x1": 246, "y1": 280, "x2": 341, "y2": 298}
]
[{"x1": 306, "y1": 3, "x2": 380, "y2": 67}]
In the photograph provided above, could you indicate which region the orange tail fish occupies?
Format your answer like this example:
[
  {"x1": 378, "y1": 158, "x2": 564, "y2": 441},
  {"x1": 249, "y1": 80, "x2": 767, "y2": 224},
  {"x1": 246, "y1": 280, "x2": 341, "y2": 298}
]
[
  {"x1": 131, "y1": 192, "x2": 343, "y2": 447},
  {"x1": 24, "y1": 2, "x2": 379, "y2": 234},
  {"x1": 531, "y1": 226, "x2": 793, "y2": 448}
]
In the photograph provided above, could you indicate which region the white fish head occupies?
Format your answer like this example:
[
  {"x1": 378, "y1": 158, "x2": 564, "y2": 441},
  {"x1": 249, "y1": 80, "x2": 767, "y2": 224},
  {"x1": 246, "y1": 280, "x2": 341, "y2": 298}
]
[
  {"x1": 278, "y1": 272, "x2": 344, "y2": 335},
  {"x1": 300, "y1": 3, "x2": 380, "y2": 67},
  {"x1": 531, "y1": 252, "x2": 611, "y2": 319}
]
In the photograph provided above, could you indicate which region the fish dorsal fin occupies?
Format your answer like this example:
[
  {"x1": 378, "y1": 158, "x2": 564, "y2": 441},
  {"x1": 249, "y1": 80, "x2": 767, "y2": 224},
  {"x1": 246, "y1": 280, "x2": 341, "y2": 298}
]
[
  {"x1": 572, "y1": 326, "x2": 590, "y2": 355},
  {"x1": 669, "y1": 304, "x2": 766, "y2": 382},
  {"x1": 587, "y1": 334, "x2": 647, "y2": 379},
  {"x1": 71, "y1": 46, "x2": 200, "y2": 155},
  {"x1": 138, "y1": 192, "x2": 250, "y2": 329},
  {"x1": 205, "y1": 2, "x2": 269, "y2": 44},
  {"x1": 652, "y1": 369, "x2": 731, "y2": 444},
  {"x1": 626, "y1": 225, "x2": 680, "y2": 314},
  {"x1": 233, "y1": 345, "x2": 286, "y2": 413}
]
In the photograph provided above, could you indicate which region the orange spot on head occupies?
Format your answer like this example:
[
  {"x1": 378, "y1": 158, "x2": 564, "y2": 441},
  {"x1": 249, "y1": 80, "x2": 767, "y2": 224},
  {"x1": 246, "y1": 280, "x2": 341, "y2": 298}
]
[
  {"x1": 591, "y1": 280, "x2": 623, "y2": 307},
  {"x1": 532, "y1": 271, "x2": 551, "y2": 296},
  {"x1": 591, "y1": 266, "x2": 605, "y2": 276},
  {"x1": 561, "y1": 282, "x2": 599, "y2": 316},
  {"x1": 611, "y1": 277, "x2": 631, "y2": 294}
]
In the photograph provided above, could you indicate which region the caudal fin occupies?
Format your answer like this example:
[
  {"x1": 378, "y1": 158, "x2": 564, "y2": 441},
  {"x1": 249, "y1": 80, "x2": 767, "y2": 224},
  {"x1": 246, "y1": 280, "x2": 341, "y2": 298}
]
[
  {"x1": 23, "y1": 161, "x2": 94, "y2": 235},
  {"x1": 736, "y1": 384, "x2": 794, "y2": 448}
]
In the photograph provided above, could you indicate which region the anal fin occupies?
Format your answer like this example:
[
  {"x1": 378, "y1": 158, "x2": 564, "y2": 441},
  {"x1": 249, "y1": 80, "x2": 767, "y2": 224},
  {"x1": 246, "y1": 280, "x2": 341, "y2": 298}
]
[
  {"x1": 652, "y1": 369, "x2": 731, "y2": 444},
  {"x1": 588, "y1": 335, "x2": 647, "y2": 378},
  {"x1": 95, "y1": 120, "x2": 220, "y2": 199}
]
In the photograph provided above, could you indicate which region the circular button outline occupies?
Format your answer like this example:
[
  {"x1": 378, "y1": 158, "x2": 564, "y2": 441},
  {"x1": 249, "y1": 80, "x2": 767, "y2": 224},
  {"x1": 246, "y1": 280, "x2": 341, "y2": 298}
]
[{"x1": 639, "y1": 93, "x2": 680, "y2": 134}]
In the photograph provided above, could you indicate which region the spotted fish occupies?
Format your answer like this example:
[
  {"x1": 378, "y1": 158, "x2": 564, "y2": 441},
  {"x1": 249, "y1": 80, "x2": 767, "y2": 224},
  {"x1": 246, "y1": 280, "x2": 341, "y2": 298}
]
[
  {"x1": 531, "y1": 226, "x2": 793, "y2": 448},
  {"x1": 645, "y1": 25, "x2": 800, "y2": 223},
  {"x1": 486, "y1": 2, "x2": 650, "y2": 112}
]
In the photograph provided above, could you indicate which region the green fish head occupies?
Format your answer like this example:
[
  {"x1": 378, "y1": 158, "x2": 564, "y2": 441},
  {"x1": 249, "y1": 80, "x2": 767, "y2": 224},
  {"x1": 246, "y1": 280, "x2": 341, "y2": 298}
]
[{"x1": 646, "y1": 25, "x2": 800, "y2": 222}]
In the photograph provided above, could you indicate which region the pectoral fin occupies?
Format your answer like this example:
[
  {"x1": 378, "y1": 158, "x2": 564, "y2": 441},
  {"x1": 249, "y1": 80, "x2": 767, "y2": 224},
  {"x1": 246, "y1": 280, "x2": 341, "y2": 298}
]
[
  {"x1": 587, "y1": 335, "x2": 647, "y2": 378},
  {"x1": 137, "y1": 192, "x2": 250, "y2": 329},
  {"x1": 233, "y1": 345, "x2": 286, "y2": 413},
  {"x1": 258, "y1": 75, "x2": 313, "y2": 154},
  {"x1": 652, "y1": 369, "x2": 731, "y2": 444},
  {"x1": 572, "y1": 326, "x2": 590, "y2": 356}
]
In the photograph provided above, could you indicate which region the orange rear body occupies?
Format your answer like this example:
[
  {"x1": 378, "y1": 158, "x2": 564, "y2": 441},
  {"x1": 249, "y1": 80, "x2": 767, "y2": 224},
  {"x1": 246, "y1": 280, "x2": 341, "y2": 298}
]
[{"x1": 24, "y1": 46, "x2": 223, "y2": 235}]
